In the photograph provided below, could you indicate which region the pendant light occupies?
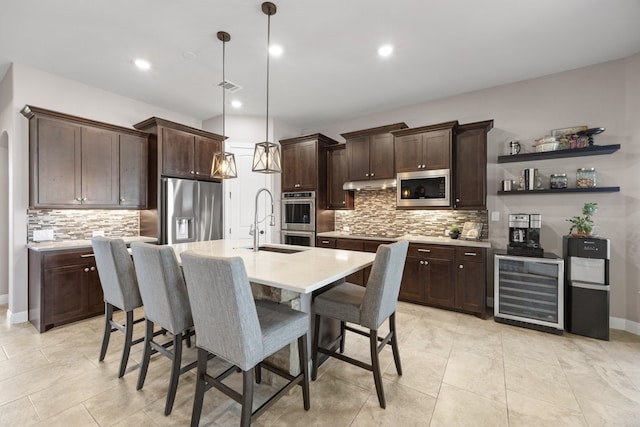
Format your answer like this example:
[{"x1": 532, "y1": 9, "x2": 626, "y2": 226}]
[
  {"x1": 211, "y1": 31, "x2": 238, "y2": 179},
  {"x1": 252, "y1": 1, "x2": 281, "y2": 174}
]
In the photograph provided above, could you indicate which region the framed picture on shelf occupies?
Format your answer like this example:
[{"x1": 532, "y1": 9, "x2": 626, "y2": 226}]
[{"x1": 461, "y1": 222, "x2": 483, "y2": 240}]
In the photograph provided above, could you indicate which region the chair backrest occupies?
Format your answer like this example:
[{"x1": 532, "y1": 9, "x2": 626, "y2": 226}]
[
  {"x1": 91, "y1": 237, "x2": 142, "y2": 311},
  {"x1": 130, "y1": 242, "x2": 193, "y2": 335},
  {"x1": 361, "y1": 240, "x2": 409, "y2": 329},
  {"x1": 181, "y1": 251, "x2": 263, "y2": 371}
]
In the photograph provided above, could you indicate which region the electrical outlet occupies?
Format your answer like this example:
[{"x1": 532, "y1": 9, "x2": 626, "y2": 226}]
[
  {"x1": 342, "y1": 226, "x2": 350, "y2": 232},
  {"x1": 92, "y1": 230, "x2": 105, "y2": 237},
  {"x1": 444, "y1": 228, "x2": 450, "y2": 236},
  {"x1": 33, "y1": 229, "x2": 54, "y2": 241},
  {"x1": 491, "y1": 211, "x2": 500, "y2": 222}
]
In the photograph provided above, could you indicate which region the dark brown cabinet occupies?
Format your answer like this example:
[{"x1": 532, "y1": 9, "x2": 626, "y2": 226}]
[
  {"x1": 160, "y1": 127, "x2": 222, "y2": 181},
  {"x1": 28, "y1": 248, "x2": 104, "y2": 333},
  {"x1": 453, "y1": 120, "x2": 493, "y2": 210},
  {"x1": 281, "y1": 139, "x2": 318, "y2": 191},
  {"x1": 342, "y1": 123, "x2": 407, "y2": 181},
  {"x1": 455, "y1": 247, "x2": 486, "y2": 316},
  {"x1": 119, "y1": 134, "x2": 148, "y2": 208},
  {"x1": 22, "y1": 106, "x2": 149, "y2": 209},
  {"x1": 400, "y1": 244, "x2": 455, "y2": 307},
  {"x1": 394, "y1": 122, "x2": 456, "y2": 173},
  {"x1": 399, "y1": 243, "x2": 486, "y2": 317},
  {"x1": 326, "y1": 145, "x2": 354, "y2": 209}
]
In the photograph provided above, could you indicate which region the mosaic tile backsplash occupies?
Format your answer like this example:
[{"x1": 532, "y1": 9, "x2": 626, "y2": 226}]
[
  {"x1": 334, "y1": 189, "x2": 489, "y2": 239},
  {"x1": 28, "y1": 209, "x2": 140, "y2": 242}
]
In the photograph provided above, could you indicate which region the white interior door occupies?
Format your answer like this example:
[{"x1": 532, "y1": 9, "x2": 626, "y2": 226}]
[{"x1": 223, "y1": 143, "x2": 277, "y2": 243}]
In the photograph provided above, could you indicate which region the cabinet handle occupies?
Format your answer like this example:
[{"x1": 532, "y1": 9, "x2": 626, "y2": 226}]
[
  {"x1": 422, "y1": 164, "x2": 426, "y2": 168},
  {"x1": 459, "y1": 265, "x2": 464, "y2": 269},
  {"x1": 321, "y1": 240, "x2": 329, "y2": 244},
  {"x1": 82, "y1": 197, "x2": 87, "y2": 201},
  {"x1": 90, "y1": 266, "x2": 96, "y2": 271},
  {"x1": 365, "y1": 173, "x2": 369, "y2": 177},
  {"x1": 464, "y1": 252, "x2": 477, "y2": 256},
  {"x1": 120, "y1": 197, "x2": 126, "y2": 202},
  {"x1": 84, "y1": 268, "x2": 90, "y2": 272},
  {"x1": 419, "y1": 260, "x2": 424, "y2": 265},
  {"x1": 295, "y1": 184, "x2": 300, "y2": 188},
  {"x1": 342, "y1": 201, "x2": 346, "y2": 204},
  {"x1": 75, "y1": 197, "x2": 82, "y2": 202},
  {"x1": 417, "y1": 248, "x2": 431, "y2": 253},
  {"x1": 190, "y1": 170, "x2": 195, "y2": 174},
  {"x1": 370, "y1": 172, "x2": 375, "y2": 177},
  {"x1": 80, "y1": 254, "x2": 95, "y2": 258},
  {"x1": 456, "y1": 198, "x2": 460, "y2": 203}
]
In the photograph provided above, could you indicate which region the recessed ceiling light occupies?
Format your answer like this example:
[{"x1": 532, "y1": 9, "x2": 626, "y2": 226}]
[
  {"x1": 268, "y1": 45, "x2": 283, "y2": 56},
  {"x1": 134, "y1": 59, "x2": 151, "y2": 70},
  {"x1": 231, "y1": 100, "x2": 242, "y2": 108},
  {"x1": 378, "y1": 44, "x2": 393, "y2": 57}
]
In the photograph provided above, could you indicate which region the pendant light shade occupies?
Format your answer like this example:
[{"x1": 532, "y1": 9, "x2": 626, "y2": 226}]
[
  {"x1": 252, "y1": 2, "x2": 281, "y2": 174},
  {"x1": 211, "y1": 30, "x2": 238, "y2": 179}
]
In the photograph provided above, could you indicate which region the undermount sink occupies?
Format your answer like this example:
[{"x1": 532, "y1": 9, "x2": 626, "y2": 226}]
[{"x1": 240, "y1": 245, "x2": 306, "y2": 254}]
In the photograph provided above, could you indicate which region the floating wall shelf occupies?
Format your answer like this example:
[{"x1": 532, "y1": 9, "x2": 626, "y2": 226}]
[
  {"x1": 498, "y1": 186, "x2": 620, "y2": 195},
  {"x1": 497, "y1": 144, "x2": 620, "y2": 164}
]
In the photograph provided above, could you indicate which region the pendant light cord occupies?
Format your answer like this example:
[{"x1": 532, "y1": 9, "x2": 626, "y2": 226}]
[
  {"x1": 265, "y1": 12, "x2": 271, "y2": 143},
  {"x1": 222, "y1": 38, "x2": 226, "y2": 140}
]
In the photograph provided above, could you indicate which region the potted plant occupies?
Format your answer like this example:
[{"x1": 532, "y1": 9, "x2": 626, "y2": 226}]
[
  {"x1": 449, "y1": 224, "x2": 460, "y2": 239},
  {"x1": 567, "y1": 202, "x2": 598, "y2": 237}
]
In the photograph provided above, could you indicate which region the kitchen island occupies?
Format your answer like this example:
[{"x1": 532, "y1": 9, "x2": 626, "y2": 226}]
[{"x1": 167, "y1": 239, "x2": 377, "y2": 373}]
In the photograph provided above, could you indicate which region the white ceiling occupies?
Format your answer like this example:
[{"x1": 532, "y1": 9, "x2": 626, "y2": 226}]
[{"x1": 2, "y1": 0, "x2": 640, "y2": 130}]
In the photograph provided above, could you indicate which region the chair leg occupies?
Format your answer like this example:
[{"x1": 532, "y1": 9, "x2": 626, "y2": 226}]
[
  {"x1": 186, "y1": 328, "x2": 192, "y2": 348},
  {"x1": 119, "y1": 310, "x2": 135, "y2": 378},
  {"x1": 297, "y1": 335, "x2": 310, "y2": 410},
  {"x1": 165, "y1": 332, "x2": 183, "y2": 415},
  {"x1": 311, "y1": 314, "x2": 321, "y2": 381},
  {"x1": 370, "y1": 330, "x2": 386, "y2": 409},
  {"x1": 241, "y1": 369, "x2": 254, "y2": 427},
  {"x1": 136, "y1": 320, "x2": 154, "y2": 390},
  {"x1": 255, "y1": 365, "x2": 262, "y2": 384},
  {"x1": 339, "y1": 321, "x2": 346, "y2": 353},
  {"x1": 389, "y1": 312, "x2": 402, "y2": 376},
  {"x1": 191, "y1": 348, "x2": 208, "y2": 427},
  {"x1": 99, "y1": 303, "x2": 113, "y2": 362}
]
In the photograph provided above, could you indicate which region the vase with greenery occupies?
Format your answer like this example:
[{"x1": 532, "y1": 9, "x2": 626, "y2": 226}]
[
  {"x1": 567, "y1": 202, "x2": 598, "y2": 237},
  {"x1": 449, "y1": 224, "x2": 460, "y2": 239}
]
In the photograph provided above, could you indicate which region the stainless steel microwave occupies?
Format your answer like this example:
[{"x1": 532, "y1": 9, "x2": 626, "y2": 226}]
[{"x1": 397, "y1": 169, "x2": 450, "y2": 207}]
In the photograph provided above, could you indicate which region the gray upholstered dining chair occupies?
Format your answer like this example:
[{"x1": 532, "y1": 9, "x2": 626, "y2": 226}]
[
  {"x1": 311, "y1": 240, "x2": 409, "y2": 409},
  {"x1": 130, "y1": 242, "x2": 196, "y2": 416},
  {"x1": 181, "y1": 251, "x2": 310, "y2": 427},
  {"x1": 91, "y1": 236, "x2": 144, "y2": 378}
]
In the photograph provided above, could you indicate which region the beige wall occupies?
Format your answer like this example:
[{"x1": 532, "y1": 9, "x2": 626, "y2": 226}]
[{"x1": 308, "y1": 56, "x2": 639, "y2": 328}]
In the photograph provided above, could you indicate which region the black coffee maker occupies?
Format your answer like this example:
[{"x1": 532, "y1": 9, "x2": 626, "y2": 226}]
[{"x1": 507, "y1": 214, "x2": 543, "y2": 256}]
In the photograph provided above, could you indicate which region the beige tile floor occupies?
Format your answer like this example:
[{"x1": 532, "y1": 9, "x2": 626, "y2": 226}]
[{"x1": 1, "y1": 302, "x2": 639, "y2": 426}]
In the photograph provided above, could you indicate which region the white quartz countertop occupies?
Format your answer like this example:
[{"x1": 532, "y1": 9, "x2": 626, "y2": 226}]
[
  {"x1": 316, "y1": 231, "x2": 491, "y2": 249},
  {"x1": 168, "y1": 239, "x2": 376, "y2": 295},
  {"x1": 27, "y1": 236, "x2": 158, "y2": 252}
]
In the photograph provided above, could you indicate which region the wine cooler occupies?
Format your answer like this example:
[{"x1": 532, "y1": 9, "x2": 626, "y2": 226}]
[{"x1": 494, "y1": 252, "x2": 565, "y2": 334}]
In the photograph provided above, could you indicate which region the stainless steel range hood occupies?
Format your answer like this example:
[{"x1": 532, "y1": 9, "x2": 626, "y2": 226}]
[{"x1": 343, "y1": 179, "x2": 397, "y2": 191}]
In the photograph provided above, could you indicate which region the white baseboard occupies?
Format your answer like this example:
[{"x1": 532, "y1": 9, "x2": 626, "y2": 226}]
[
  {"x1": 7, "y1": 309, "x2": 28, "y2": 324},
  {"x1": 611, "y1": 317, "x2": 640, "y2": 335},
  {"x1": 0, "y1": 294, "x2": 7, "y2": 305}
]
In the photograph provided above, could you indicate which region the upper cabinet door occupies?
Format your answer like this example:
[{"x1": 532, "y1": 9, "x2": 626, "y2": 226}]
[
  {"x1": 81, "y1": 126, "x2": 120, "y2": 206},
  {"x1": 281, "y1": 140, "x2": 317, "y2": 191},
  {"x1": 423, "y1": 129, "x2": 451, "y2": 170},
  {"x1": 346, "y1": 136, "x2": 370, "y2": 181},
  {"x1": 33, "y1": 117, "x2": 82, "y2": 207},
  {"x1": 369, "y1": 133, "x2": 395, "y2": 179},
  {"x1": 119, "y1": 134, "x2": 148, "y2": 208},
  {"x1": 162, "y1": 127, "x2": 195, "y2": 178},
  {"x1": 327, "y1": 145, "x2": 353, "y2": 209},
  {"x1": 194, "y1": 136, "x2": 222, "y2": 181},
  {"x1": 395, "y1": 133, "x2": 423, "y2": 173},
  {"x1": 454, "y1": 127, "x2": 487, "y2": 209}
]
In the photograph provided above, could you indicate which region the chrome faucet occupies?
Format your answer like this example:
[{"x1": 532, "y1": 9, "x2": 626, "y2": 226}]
[{"x1": 250, "y1": 188, "x2": 276, "y2": 252}]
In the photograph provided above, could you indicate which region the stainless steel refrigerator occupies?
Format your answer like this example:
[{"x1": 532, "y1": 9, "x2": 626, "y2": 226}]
[{"x1": 160, "y1": 177, "x2": 223, "y2": 244}]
